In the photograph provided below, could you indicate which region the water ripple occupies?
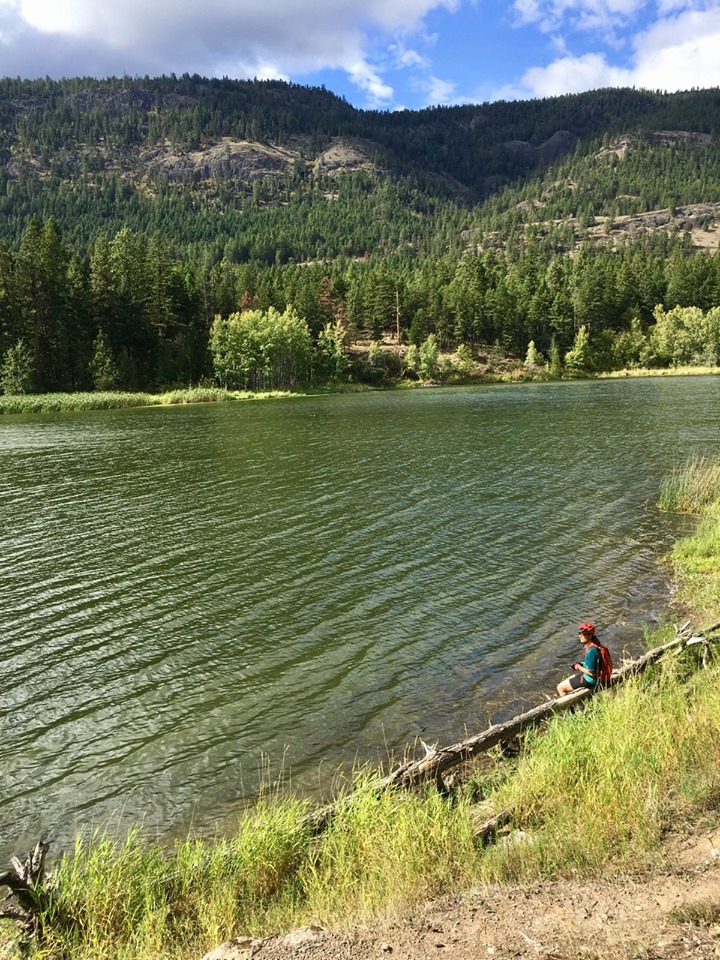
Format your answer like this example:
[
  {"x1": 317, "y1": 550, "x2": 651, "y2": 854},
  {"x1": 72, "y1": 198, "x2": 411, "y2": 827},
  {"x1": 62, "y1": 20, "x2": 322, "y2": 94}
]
[{"x1": 2, "y1": 378, "x2": 719, "y2": 857}]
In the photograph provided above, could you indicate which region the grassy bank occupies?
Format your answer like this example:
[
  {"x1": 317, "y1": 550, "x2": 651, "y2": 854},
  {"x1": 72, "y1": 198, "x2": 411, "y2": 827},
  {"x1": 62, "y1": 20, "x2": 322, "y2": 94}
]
[
  {"x1": 0, "y1": 387, "x2": 298, "y2": 415},
  {"x1": 600, "y1": 364, "x2": 720, "y2": 379},
  {"x1": 7, "y1": 644, "x2": 716, "y2": 960},
  {"x1": 2, "y1": 365, "x2": 717, "y2": 415},
  {"x1": 659, "y1": 455, "x2": 720, "y2": 618},
  {"x1": 2, "y1": 461, "x2": 720, "y2": 960}
]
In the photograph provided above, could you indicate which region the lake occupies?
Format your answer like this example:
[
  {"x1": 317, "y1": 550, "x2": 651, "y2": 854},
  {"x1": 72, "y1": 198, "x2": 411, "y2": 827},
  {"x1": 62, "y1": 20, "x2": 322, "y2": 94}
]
[{"x1": 1, "y1": 375, "x2": 717, "y2": 860}]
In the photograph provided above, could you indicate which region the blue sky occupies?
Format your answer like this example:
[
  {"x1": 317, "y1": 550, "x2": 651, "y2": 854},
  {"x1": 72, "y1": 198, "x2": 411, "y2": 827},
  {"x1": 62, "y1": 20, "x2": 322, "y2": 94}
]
[{"x1": 1, "y1": 0, "x2": 719, "y2": 111}]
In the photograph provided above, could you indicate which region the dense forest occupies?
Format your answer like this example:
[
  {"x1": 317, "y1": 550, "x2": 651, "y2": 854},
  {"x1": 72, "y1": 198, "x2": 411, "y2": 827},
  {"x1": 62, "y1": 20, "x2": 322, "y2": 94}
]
[{"x1": 1, "y1": 76, "x2": 720, "y2": 393}]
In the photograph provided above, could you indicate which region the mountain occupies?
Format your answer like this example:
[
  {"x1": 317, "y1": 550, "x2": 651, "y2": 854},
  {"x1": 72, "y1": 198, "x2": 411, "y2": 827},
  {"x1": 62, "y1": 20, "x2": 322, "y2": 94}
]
[
  {"x1": 2, "y1": 76, "x2": 720, "y2": 394},
  {"x1": 3, "y1": 77, "x2": 720, "y2": 258}
]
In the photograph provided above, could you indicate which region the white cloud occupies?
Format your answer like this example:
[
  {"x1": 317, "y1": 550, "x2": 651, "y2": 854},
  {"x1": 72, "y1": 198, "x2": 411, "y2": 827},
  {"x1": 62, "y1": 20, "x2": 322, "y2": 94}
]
[
  {"x1": 389, "y1": 43, "x2": 427, "y2": 68},
  {"x1": 513, "y1": 0, "x2": 648, "y2": 33},
  {"x1": 425, "y1": 74, "x2": 458, "y2": 103},
  {"x1": 0, "y1": 0, "x2": 459, "y2": 107},
  {"x1": 497, "y1": 5, "x2": 720, "y2": 99},
  {"x1": 494, "y1": 52, "x2": 630, "y2": 98},
  {"x1": 632, "y1": 7, "x2": 720, "y2": 89},
  {"x1": 348, "y1": 59, "x2": 396, "y2": 105}
]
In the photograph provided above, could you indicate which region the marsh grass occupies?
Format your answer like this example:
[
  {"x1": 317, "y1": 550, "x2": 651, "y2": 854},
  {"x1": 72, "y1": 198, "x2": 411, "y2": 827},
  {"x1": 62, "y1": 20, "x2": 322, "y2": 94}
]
[
  {"x1": 27, "y1": 781, "x2": 482, "y2": 960},
  {"x1": 0, "y1": 387, "x2": 297, "y2": 415},
  {"x1": 659, "y1": 456, "x2": 720, "y2": 514},
  {"x1": 40, "y1": 800, "x2": 314, "y2": 960},
  {"x1": 659, "y1": 456, "x2": 720, "y2": 615},
  {"x1": 599, "y1": 365, "x2": 720, "y2": 379}
]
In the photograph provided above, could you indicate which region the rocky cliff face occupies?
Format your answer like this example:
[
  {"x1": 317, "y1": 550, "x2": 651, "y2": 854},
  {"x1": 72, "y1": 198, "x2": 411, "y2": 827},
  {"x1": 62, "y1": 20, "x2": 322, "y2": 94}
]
[{"x1": 5, "y1": 134, "x2": 385, "y2": 191}]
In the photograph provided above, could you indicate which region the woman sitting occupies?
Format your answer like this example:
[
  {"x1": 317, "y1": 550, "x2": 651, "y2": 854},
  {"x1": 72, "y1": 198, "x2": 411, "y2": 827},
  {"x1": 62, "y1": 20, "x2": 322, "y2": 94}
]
[{"x1": 557, "y1": 622, "x2": 606, "y2": 697}]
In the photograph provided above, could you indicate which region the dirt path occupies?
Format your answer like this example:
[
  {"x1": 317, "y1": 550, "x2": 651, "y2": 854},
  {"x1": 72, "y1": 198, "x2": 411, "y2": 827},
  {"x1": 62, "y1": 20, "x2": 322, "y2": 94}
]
[{"x1": 204, "y1": 825, "x2": 720, "y2": 960}]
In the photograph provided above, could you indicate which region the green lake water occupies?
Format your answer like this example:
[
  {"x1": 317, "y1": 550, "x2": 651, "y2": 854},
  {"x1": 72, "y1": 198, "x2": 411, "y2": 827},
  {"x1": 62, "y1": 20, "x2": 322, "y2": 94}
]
[{"x1": 1, "y1": 376, "x2": 718, "y2": 859}]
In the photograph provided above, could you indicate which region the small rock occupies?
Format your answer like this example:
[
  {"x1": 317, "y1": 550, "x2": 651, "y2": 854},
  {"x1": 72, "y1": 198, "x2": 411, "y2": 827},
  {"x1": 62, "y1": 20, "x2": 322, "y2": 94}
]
[
  {"x1": 280, "y1": 926, "x2": 326, "y2": 948},
  {"x1": 200, "y1": 936, "x2": 256, "y2": 960}
]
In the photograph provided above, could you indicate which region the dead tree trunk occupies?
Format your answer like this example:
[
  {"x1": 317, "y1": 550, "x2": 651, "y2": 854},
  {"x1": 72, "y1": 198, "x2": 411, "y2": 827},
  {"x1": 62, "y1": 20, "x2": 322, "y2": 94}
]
[
  {"x1": 305, "y1": 621, "x2": 719, "y2": 832},
  {"x1": 0, "y1": 840, "x2": 54, "y2": 940}
]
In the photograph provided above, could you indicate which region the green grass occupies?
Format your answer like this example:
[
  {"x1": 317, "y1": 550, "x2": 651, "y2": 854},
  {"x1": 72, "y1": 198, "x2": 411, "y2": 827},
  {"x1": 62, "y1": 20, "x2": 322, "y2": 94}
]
[
  {"x1": 16, "y1": 782, "x2": 483, "y2": 960},
  {"x1": 0, "y1": 645, "x2": 714, "y2": 960},
  {"x1": 0, "y1": 387, "x2": 299, "y2": 415},
  {"x1": 475, "y1": 650, "x2": 720, "y2": 883},
  {"x1": 658, "y1": 456, "x2": 720, "y2": 514},
  {"x1": 659, "y1": 456, "x2": 720, "y2": 615}
]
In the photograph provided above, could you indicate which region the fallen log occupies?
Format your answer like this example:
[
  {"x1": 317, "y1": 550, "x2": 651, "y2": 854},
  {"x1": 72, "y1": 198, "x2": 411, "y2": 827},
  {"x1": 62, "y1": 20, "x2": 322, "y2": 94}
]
[
  {"x1": 374, "y1": 620, "x2": 719, "y2": 794},
  {"x1": 305, "y1": 620, "x2": 719, "y2": 832}
]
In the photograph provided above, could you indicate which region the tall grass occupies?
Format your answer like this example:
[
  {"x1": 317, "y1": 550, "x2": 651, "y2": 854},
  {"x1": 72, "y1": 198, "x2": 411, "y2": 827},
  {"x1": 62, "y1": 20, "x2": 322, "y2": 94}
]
[
  {"x1": 600, "y1": 365, "x2": 720, "y2": 379},
  {"x1": 0, "y1": 391, "x2": 157, "y2": 414},
  {"x1": 28, "y1": 783, "x2": 482, "y2": 960},
  {"x1": 659, "y1": 456, "x2": 720, "y2": 616},
  {"x1": 0, "y1": 387, "x2": 298, "y2": 415},
  {"x1": 300, "y1": 777, "x2": 481, "y2": 921},
  {"x1": 659, "y1": 455, "x2": 720, "y2": 514},
  {"x1": 2, "y1": 646, "x2": 713, "y2": 960},
  {"x1": 476, "y1": 650, "x2": 720, "y2": 883},
  {"x1": 39, "y1": 800, "x2": 314, "y2": 960}
]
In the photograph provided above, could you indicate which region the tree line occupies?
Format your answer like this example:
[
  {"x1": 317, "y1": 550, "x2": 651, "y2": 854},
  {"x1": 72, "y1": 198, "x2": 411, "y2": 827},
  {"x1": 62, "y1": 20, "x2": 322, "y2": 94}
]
[{"x1": 2, "y1": 217, "x2": 720, "y2": 395}]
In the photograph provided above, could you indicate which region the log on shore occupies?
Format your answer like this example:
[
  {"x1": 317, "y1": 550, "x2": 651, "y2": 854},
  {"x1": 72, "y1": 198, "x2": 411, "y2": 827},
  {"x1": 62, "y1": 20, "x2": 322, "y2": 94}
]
[
  {"x1": 305, "y1": 621, "x2": 719, "y2": 832},
  {"x1": 374, "y1": 620, "x2": 720, "y2": 794}
]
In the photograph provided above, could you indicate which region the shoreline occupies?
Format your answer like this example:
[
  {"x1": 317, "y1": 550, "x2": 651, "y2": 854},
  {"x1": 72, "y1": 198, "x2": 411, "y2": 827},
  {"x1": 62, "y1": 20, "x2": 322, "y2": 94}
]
[{"x1": 1, "y1": 364, "x2": 719, "y2": 416}]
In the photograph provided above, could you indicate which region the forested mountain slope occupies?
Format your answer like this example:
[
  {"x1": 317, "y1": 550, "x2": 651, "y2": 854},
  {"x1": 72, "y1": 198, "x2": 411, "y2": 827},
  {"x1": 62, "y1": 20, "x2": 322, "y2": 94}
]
[
  {"x1": 1, "y1": 76, "x2": 720, "y2": 394},
  {"x1": 3, "y1": 77, "x2": 720, "y2": 255}
]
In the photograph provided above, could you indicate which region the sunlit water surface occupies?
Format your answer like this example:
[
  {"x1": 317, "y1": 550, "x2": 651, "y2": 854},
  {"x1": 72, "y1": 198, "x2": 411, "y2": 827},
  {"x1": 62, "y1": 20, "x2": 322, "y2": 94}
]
[{"x1": 1, "y1": 376, "x2": 718, "y2": 859}]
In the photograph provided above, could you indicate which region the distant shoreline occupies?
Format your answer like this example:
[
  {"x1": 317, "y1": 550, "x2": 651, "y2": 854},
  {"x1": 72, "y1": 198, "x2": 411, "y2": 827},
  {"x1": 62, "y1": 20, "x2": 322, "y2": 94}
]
[{"x1": 1, "y1": 365, "x2": 718, "y2": 415}]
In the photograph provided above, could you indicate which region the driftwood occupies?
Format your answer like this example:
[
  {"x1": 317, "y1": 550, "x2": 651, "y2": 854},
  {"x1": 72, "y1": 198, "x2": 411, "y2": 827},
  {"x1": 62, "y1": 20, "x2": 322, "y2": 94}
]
[
  {"x1": 0, "y1": 839, "x2": 54, "y2": 939},
  {"x1": 306, "y1": 620, "x2": 720, "y2": 833},
  {"x1": 374, "y1": 620, "x2": 720, "y2": 793}
]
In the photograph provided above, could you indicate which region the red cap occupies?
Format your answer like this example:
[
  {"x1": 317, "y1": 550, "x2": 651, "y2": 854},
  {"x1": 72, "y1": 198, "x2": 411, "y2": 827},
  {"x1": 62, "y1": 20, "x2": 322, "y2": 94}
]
[{"x1": 578, "y1": 622, "x2": 596, "y2": 635}]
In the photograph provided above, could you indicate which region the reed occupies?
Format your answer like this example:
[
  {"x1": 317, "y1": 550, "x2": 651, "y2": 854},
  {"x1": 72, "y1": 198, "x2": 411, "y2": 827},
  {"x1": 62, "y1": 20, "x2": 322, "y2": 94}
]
[
  {"x1": 0, "y1": 391, "x2": 157, "y2": 414},
  {"x1": 0, "y1": 387, "x2": 300, "y2": 415},
  {"x1": 599, "y1": 365, "x2": 720, "y2": 379},
  {"x1": 658, "y1": 456, "x2": 720, "y2": 514}
]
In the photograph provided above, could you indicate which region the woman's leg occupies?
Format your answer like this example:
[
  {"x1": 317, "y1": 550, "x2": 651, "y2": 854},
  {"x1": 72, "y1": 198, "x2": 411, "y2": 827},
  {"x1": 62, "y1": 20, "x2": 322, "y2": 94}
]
[{"x1": 557, "y1": 674, "x2": 584, "y2": 697}]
